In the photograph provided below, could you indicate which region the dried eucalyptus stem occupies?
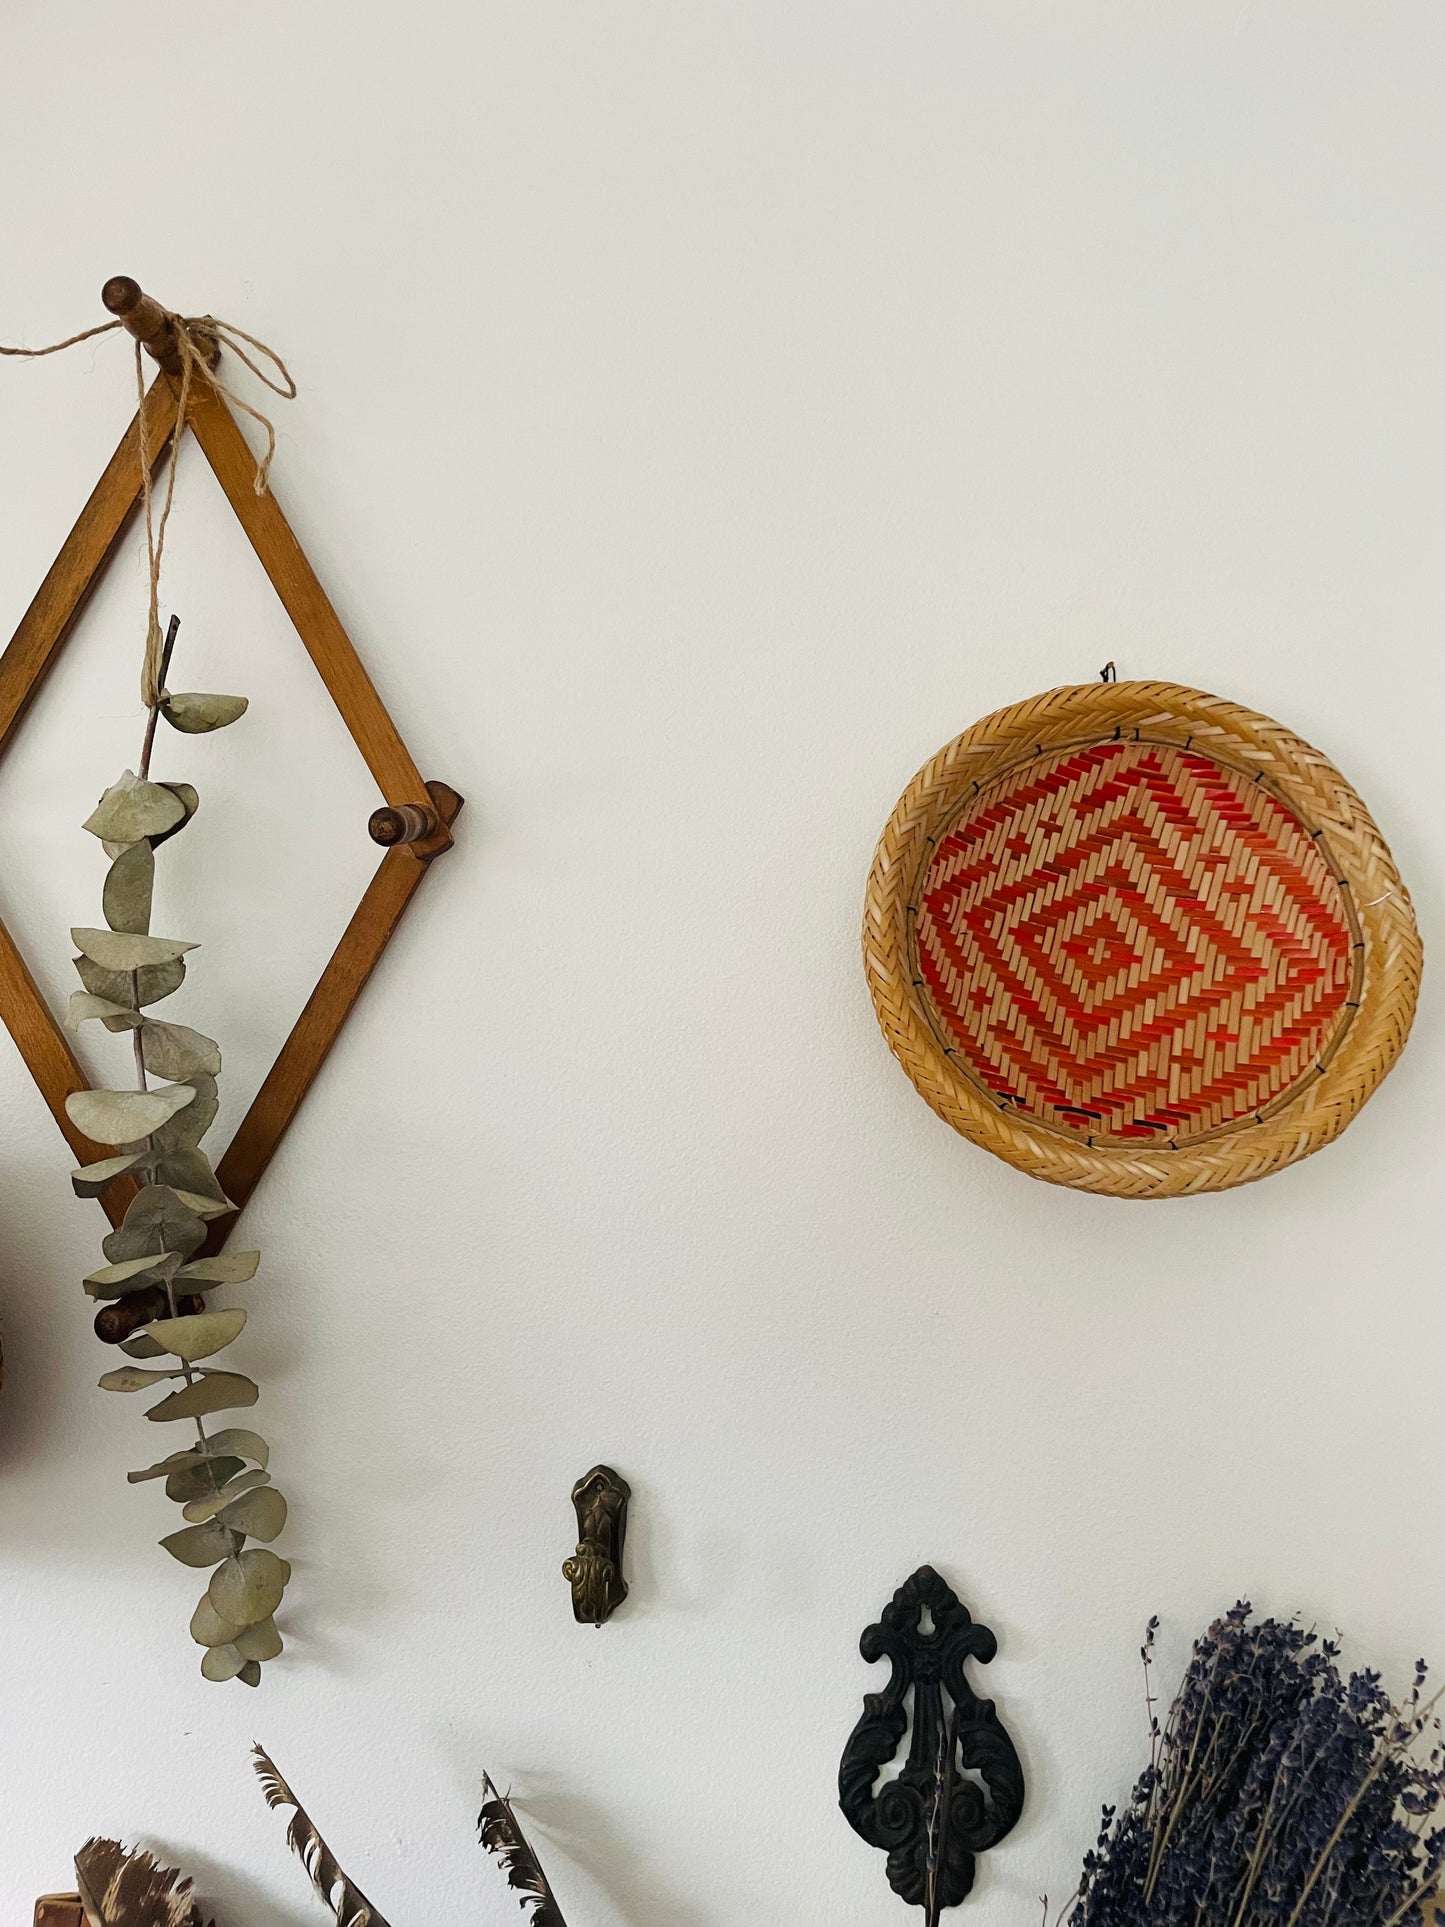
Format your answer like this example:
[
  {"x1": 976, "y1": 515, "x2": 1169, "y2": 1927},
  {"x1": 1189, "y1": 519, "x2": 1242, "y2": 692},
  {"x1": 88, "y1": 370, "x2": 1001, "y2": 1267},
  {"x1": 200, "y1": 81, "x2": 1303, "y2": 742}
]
[{"x1": 63, "y1": 625, "x2": 288, "y2": 1685}]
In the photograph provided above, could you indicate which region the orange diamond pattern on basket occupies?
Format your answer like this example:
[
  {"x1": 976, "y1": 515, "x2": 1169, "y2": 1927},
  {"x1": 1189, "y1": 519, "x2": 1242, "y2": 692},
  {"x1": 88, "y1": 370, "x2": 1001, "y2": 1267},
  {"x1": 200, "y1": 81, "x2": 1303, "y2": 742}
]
[{"x1": 913, "y1": 742, "x2": 1355, "y2": 1143}]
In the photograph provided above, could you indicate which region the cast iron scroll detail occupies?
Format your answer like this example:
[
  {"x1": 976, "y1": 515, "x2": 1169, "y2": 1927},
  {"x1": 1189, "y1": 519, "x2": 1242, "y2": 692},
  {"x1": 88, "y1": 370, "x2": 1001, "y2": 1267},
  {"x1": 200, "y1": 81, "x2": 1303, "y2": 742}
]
[
  {"x1": 839, "y1": 1565, "x2": 1024, "y2": 1912},
  {"x1": 563, "y1": 1465, "x2": 630, "y2": 1625}
]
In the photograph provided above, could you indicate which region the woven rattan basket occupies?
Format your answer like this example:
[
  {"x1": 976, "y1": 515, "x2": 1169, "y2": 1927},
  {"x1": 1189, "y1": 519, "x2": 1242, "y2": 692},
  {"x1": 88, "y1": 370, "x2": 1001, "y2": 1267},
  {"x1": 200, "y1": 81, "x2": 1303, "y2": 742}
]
[{"x1": 864, "y1": 680, "x2": 1421, "y2": 1198}]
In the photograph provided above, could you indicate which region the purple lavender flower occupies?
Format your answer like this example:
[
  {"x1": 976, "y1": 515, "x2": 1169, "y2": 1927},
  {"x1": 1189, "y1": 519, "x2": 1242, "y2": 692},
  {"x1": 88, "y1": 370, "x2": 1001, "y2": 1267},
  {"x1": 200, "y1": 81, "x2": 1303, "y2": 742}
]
[{"x1": 1055, "y1": 1606, "x2": 1445, "y2": 1927}]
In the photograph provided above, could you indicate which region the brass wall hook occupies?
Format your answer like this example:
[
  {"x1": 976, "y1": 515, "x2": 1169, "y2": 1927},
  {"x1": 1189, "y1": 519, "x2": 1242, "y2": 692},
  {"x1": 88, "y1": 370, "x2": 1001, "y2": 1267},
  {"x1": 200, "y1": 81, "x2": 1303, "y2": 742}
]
[{"x1": 563, "y1": 1465, "x2": 630, "y2": 1626}]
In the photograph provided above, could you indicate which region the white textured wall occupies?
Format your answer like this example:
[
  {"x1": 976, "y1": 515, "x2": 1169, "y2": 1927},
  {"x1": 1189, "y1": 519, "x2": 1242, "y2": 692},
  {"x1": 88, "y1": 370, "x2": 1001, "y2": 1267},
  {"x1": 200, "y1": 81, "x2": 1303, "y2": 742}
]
[{"x1": 1, "y1": 5, "x2": 1442, "y2": 1923}]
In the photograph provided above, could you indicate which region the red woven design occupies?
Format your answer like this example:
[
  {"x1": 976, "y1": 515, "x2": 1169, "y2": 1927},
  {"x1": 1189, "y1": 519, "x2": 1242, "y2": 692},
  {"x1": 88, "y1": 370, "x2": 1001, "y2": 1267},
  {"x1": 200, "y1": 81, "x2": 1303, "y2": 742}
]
[{"x1": 914, "y1": 741, "x2": 1355, "y2": 1143}]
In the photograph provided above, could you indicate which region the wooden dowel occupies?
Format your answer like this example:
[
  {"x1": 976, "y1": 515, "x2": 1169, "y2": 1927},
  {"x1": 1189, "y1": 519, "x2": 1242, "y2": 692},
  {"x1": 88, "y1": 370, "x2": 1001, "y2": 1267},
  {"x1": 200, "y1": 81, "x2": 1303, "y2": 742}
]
[
  {"x1": 369, "y1": 801, "x2": 438, "y2": 847},
  {"x1": 0, "y1": 377, "x2": 180, "y2": 753},
  {"x1": 101, "y1": 275, "x2": 184, "y2": 374}
]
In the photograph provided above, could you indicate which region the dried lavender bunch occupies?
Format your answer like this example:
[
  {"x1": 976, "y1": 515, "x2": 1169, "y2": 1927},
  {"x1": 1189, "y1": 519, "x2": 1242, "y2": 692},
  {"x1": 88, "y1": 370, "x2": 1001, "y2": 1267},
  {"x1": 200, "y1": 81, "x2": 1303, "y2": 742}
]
[{"x1": 1057, "y1": 1603, "x2": 1445, "y2": 1927}]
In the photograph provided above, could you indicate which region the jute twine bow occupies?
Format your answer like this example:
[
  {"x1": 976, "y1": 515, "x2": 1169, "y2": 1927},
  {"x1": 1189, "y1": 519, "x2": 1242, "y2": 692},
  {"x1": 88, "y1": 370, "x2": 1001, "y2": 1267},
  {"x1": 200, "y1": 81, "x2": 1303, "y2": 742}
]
[{"x1": 3, "y1": 307, "x2": 295, "y2": 705}]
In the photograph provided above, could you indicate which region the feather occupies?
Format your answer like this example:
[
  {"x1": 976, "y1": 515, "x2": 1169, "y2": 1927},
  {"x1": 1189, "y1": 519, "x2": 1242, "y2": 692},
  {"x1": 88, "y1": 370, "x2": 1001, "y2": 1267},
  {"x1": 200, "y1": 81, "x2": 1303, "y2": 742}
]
[
  {"x1": 74, "y1": 1838, "x2": 202, "y2": 1927},
  {"x1": 476, "y1": 1774, "x2": 568, "y2": 1927},
  {"x1": 251, "y1": 1746, "x2": 393, "y2": 1927}
]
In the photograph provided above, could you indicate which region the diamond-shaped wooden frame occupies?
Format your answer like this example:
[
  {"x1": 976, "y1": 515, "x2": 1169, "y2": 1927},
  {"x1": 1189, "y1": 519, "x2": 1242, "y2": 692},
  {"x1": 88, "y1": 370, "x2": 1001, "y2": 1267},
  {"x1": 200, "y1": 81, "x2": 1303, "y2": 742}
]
[{"x1": 0, "y1": 355, "x2": 460, "y2": 1256}]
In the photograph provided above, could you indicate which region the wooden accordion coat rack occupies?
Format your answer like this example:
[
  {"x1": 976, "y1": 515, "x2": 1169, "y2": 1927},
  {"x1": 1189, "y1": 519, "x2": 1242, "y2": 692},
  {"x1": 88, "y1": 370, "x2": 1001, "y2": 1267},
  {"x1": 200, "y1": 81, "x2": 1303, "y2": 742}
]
[{"x1": 0, "y1": 277, "x2": 461, "y2": 1251}]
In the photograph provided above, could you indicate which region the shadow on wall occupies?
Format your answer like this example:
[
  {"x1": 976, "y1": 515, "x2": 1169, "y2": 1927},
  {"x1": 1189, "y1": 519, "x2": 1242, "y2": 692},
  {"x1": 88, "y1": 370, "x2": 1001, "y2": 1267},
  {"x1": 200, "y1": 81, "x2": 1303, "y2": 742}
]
[
  {"x1": 509, "y1": 1780, "x2": 709, "y2": 1927},
  {"x1": 137, "y1": 1843, "x2": 316, "y2": 1927}
]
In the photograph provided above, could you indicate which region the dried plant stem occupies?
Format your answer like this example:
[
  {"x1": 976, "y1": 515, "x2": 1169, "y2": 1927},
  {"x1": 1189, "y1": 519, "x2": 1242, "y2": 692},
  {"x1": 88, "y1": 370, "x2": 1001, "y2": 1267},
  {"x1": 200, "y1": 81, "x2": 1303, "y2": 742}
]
[
  {"x1": 138, "y1": 614, "x2": 180, "y2": 781},
  {"x1": 129, "y1": 613, "x2": 215, "y2": 1464}
]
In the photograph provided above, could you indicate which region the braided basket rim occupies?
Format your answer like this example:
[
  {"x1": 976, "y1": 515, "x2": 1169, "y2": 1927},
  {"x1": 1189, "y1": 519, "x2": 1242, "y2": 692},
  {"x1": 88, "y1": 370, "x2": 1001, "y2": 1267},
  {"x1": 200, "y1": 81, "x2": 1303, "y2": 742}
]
[{"x1": 862, "y1": 680, "x2": 1422, "y2": 1198}]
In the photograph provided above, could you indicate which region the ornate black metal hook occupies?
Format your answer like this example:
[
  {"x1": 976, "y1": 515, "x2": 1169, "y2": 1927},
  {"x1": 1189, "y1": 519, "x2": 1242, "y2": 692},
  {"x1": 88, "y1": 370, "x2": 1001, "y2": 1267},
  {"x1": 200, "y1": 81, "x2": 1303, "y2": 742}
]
[
  {"x1": 563, "y1": 1465, "x2": 630, "y2": 1625},
  {"x1": 839, "y1": 1566, "x2": 1024, "y2": 1914}
]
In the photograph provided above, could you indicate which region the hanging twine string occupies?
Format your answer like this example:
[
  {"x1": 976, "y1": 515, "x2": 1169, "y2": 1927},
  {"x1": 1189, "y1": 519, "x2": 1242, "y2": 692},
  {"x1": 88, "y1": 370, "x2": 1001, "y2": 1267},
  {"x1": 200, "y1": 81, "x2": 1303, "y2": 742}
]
[{"x1": 2, "y1": 304, "x2": 296, "y2": 706}]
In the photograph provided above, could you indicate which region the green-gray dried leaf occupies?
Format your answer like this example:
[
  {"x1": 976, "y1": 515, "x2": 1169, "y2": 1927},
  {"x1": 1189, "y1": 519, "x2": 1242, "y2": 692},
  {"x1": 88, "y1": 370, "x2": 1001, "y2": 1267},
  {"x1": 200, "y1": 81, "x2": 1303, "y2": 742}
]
[
  {"x1": 98, "y1": 1364, "x2": 181, "y2": 1392},
  {"x1": 65, "y1": 991, "x2": 140, "y2": 1030},
  {"x1": 234, "y1": 1616, "x2": 282, "y2": 1662},
  {"x1": 76, "y1": 951, "x2": 186, "y2": 1010},
  {"x1": 178, "y1": 1252, "x2": 259, "y2": 1286},
  {"x1": 172, "y1": 1187, "x2": 235, "y2": 1221},
  {"x1": 130, "y1": 1449, "x2": 208, "y2": 1485},
  {"x1": 200, "y1": 1642, "x2": 246, "y2": 1682},
  {"x1": 103, "y1": 840, "x2": 155, "y2": 935},
  {"x1": 70, "y1": 1151, "x2": 144, "y2": 1198},
  {"x1": 140, "y1": 1020, "x2": 221, "y2": 1080},
  {"x1": 146, "y1": 1370, "x2": 259, "y2": 1421},
  {"x1": 144, "y1": 1075, "x2": 216, "y2": 1151},
  {"x1": 204, "y1": 1427, "x2": 269, "y2": 1469},
  {"x1": 209, "y1": 1548, "x2": 287, "y2": 1627},
  {"x1": 166, "y1": 1456, "x2": 245, "y2": 1504},
  {"x1": 142, "y1": 1307, "x2": 246, "y2": 1361},
  {"x1": 103, "y1": 1186, "x2": 206, "y2": 1263},
  {"x1": 182, "y1": 1468, "x2": 270, "y2": 1523},
  {"x1": 131, "y1": 1441, "x2": 257, "y2": 1484},
  {"x1": 219, "y1": 1485, "x2": 286, "y2": 1542},
  {"x1": 150, "y1": 780, "x2": 199, "y2": 849},
  {"x1": 162, "y1": 692, "x2": 249, "y2": 733},
  {"x1": 83, "y1": 1252, "x2": 172, "y2": 1297},
  {"x1": 66, "y1": 1083, "x2": 194, "y2": 1146},
  {"x1": 190, "y1": 1593, "x2": 243, "y2": 1648},
  {"x1": 152, "y1": 1145, "x2": 227, "y2": 1206},
  {"x1": 120, "y1": 1333, "x2": 167, "y2": 1359},
  {"x1": 71, "y1": 927, "x2": 195, "y2": 972},
  {"x1": 237, "y1": 1659, "x2": 263, "y2": 1687},
  {"x1": 160, "y1": 1520, "x2": 239, "y2": 1567},
  {"x1": 83, "y1": 771, "x2": 186, "y2": 841}
]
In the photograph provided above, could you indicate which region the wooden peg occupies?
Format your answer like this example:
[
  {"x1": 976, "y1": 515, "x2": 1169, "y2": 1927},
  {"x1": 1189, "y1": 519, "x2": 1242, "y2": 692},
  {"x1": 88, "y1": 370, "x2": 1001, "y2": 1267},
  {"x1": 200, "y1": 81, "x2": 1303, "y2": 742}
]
[
  {"x1": 369, "y1": 800, "x2": 438, "y2": 847},
  {"x1": 101, "y1": 276, "x2": 217, "y2": 375},
  {"x1": 93, "y1": 1287, "x2": 205, "y2": 1346}
]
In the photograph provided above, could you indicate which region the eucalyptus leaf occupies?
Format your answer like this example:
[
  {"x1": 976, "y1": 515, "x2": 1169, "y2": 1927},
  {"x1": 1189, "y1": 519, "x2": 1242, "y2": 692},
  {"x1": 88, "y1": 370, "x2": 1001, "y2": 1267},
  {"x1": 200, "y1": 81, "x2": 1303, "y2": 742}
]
[
  {"x1": 172, "y1": 1188, "x2": 236, "y2": 1221},
  {"x1": 103, "y1": 840, "x2": 155, "y2": 935},
  {"x1": 233, "y1": 1616, "x2": 283, "y2": 1662},
  {"x1": 71, "y1": 927, "x2": 195, "y2": 972},
  {"x1": 160, "y1": 1520, "x2": 239, "y2": 1568},
  {"x1": 130, "y1": 1443, "x2": 247, "y2": 1485},
  {"x1": 70, "y1": 1151, "x2": 144, "y2": 1198},
  {"x1": 66, "y1": 1083, "x2": 194, "y2": 1146},
  {"x1": 144, "y1": 1075, "x2": 216, "y2": 1151},
  {"x1": 83, "y1": 1252, "x2": 171, "y2": 1296},
  {"x1": 182, "y1": 1468, "x2": 271, "y2": 1524},
  {"x1": 163, "y1": 692, "x2": 249, "y2": 733},
  {"x1": 204, "y1": 1427, "x2": 270, "y2": 1469},
  {"x1": 83, "y1": 1253, "x2": 178, "y2": 1300},
  {"x1": 237, "y1": 1659, "x2": 263, "y2": 1687},
  {"x1": 83, "y1": 771, "x2": 186, "y2": 842},
  {"x1": 153, "y1": 1145, "x2": 227, "y2": 1205},
  {"x1": 209, "y1": 1548, "x2": 287, "y2": 1628},
  {"x1": 76, "y1": 951, "x2": 186, "y2": 1010},
  {"x1": 178, "y1": 1252, "x2": 259, "y2": 1286},
  {"x1": 219, "y1": 1485, "x2": 287, "y2": 1542},
  {"x1": 146, "y1": 1370, "x2": 259, "y2": 1422},
  {"x1": 200, "y1": 1642, "x2": 246, "y2": 1682},
  {"x1": 141, "y1": 1020, "x2": 221, "y2": 1080},
  {"x1": 130, "y1": 1448, "x2": 208, "y2": 1485},
  {"x1": 65, "y1": 992, "x2": 140, "y2": 1030},
  {"x1": 98, "y1": 1364, "x2": 181, "y2": 1392},
  {"x1": 103, "y1": 1185, "x2": 206, "y2": 1264},
  {"x1": 119, "y1": 1333, "x2": 167, "y2": 1359},
  {"x1": 150, "y1": 781, "x2": 199, "y2": 849},
  {"x1": 141, "y1": 1307, "x2": 246, "y2": 1362},
  {"x1": 166, "y1": 1456, "x2": 245, "y2": 1504},
  {"x1": 190, "y1": 1593, "x2": 243, "y2": 1649}
]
